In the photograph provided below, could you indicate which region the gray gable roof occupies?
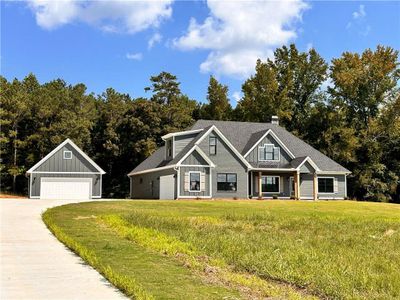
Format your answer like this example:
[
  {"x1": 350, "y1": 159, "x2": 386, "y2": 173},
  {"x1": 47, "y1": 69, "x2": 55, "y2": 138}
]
[
  {"x1": 191, "y1": 120, "x2": 349, "y2": 173},
  {"x1": 129, "y1": 119, "x2": 350, "y2": 175}
]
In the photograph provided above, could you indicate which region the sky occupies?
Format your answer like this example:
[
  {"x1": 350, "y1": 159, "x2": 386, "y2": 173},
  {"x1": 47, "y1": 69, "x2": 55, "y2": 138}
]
[{"x1": 1, "y1": 0, "x2": 399, "y2": 105}]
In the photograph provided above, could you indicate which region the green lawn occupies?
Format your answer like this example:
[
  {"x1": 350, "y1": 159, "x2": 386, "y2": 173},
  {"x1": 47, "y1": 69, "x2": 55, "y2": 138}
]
[{"x1": 43, "y1": 200, "x2": 400, "y2": 300}]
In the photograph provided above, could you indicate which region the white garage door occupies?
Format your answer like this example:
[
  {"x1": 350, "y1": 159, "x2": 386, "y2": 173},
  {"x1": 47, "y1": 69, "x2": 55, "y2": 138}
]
[
  {"x1": 159, "y1": 175, "x2": 175, "y2": 199},
  {"x1": 40, "y1": 177, "x2": 92, "y2": 200}
]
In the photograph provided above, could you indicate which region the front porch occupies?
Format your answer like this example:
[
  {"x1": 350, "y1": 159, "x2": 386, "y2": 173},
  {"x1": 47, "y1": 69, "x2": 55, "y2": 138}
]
[{"x1": 249, "y1": 170, "x2": 318, "y2": 200}]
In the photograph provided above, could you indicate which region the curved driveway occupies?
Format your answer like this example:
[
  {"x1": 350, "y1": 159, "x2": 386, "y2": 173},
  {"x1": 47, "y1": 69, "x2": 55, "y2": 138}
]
[{"x1": 0, "y1": 199, "x2": 126, "y2": 300}]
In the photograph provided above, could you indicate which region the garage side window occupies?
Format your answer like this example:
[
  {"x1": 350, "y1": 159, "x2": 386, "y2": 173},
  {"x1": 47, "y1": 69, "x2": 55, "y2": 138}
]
[{"x1": 63, "y1": 151, "x2": 72, "y2": 159}]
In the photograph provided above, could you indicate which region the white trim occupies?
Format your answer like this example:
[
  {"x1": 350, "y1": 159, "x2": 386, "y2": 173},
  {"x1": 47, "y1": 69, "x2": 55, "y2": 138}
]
[
  {"x1": 188, "y1": 171, "x2": 202, "y2": 193},
  {"x1": 344, "y1": 174, "x2": 347, "y2": 198},
  {"x1": 128, "y1": 165, "x2": 175, "y2": 176},
  {"x1": 176, "y1": 145, "x2": 216, "y2": 168},
  {"x1": 172, "y1": 136, "x2": 176, "y2": 158},
  {"x1": 176, "y1": 167, "x2": 180, "y2": 199},
  {"x1": 31, "y1": 171, "x2": 102, "y2": 174},
  {"x1": 162, "y1": 129, "x2": 203, "y2": 140},
  {"x1": 63, "y1": 150, "x2": 72, "y2": 160},
  {"x1": 30, "y1": 196, "x2": 40, "y2": 199},
  {"x1": 296, "y1": 156, "x2": 320, "y2": 172},
  {"x1": 258, "y1": 143, "x2": 280, "y2": 162},
  {"x1": 29, "y1": 174, "x2": 33, "y2": 198},
  {"x1": 92, "y1": 196, "x2": 101, "y2": 199},
  {"x1": 250, "y1": 168, "x2": 297, "y2": 172},
  {"x1": 209, "y1": 168, "x2": 212, "y2": 199},
  {"x1": 99, "y1": 175, "x2": 102, "y2": 198},
  {"x1": 39, "y1": 177, "x2": 92, "y2": 199},
  {"x1": 317, "y1": 171, "x2": 350, "y2": 175},
  {"x1": 261, "y1": 175, "x2": 280, "y2": 193},
  {"x1": 195, "y1": 126, "x2": 252, "y2": 169},
  {"x1": 181, "y1": 196, "x2": 212, "y2": 199},
  {"x1": 244, "y1": 129, "x2": 295, "y2": 159},
  {"x1": 317, "y1": 176, "x2": 335, "y2": 194},
  {"x1": 26, "y1": 138, "x2": 106, "y2": 174},
  {"x1": 179, "y1": 164, "x2": 212, "y2": 168},
  {"x1": 289, "y1": 176, "x2": 295, "y2": 196}
]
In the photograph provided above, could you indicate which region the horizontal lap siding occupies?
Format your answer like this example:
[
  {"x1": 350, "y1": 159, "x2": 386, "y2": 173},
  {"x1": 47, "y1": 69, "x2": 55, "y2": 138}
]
[
  {"x1": 35, "y1": 144, "x2": 98, "y2": 172},
  {"x1": 131, "y1": 169, "x2": 176, "y2": 199},
  {"x1": 174, "y1": 133, "x2": 198, "y2": 157},
  {"x1": 300, "y1": 174, "x2": 314, "y2": 198},
  {"x1": 179, "y1": 166, "x2": 210, "y2": 197},
  {"x1": 30, "y1": 173, "x2": 101, "y2": 197},
  {"x1": 198, "y1": 131, "x2": 248, "y2": 198}
]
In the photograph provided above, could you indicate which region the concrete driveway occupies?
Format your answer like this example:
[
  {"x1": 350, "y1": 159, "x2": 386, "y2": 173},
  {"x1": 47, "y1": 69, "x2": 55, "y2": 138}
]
[{"x1": 0, "y1": 199, "x2": 126, "y2": 300}]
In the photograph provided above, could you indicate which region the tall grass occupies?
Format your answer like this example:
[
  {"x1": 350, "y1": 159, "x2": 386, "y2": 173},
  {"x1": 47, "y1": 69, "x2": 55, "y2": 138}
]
[
  {"x1": 42, "y1": 211, "x2": 154, "y2": 300},
  {"x1": 118, "y1": 205, "x2": 400, "y2": 299},
  {"x1": 100, "y1": 214, "x2": 316, "y2": 300}
]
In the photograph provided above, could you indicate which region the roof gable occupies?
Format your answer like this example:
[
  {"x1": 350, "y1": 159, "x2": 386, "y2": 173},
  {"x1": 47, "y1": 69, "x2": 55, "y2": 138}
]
[{"x1": 27, "y1": 139, "x2": 105, "y2": 174}]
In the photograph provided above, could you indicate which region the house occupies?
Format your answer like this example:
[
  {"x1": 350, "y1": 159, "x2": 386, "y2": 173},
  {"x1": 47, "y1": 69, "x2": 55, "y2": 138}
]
[
  {"x1": 128, "y1": 117, "x2": 350, "y2": 200},
  {"x1": 26, "y1": 139, "x2": 105, "y2": 200}
]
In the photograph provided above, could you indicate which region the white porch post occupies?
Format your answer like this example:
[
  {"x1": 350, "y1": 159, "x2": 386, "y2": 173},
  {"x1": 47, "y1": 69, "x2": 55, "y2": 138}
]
[
  {"x1": 258, "y1": 171, "x2": 262, "y2": 199},
  {"x1": 313, "y1": 173, "x2": 318, "y2": 201}
]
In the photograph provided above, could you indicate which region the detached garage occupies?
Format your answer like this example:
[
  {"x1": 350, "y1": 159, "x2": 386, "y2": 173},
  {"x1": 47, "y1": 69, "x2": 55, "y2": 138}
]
[{"x1": 26, "y1": 139, "x2": 105, "y2": 200}]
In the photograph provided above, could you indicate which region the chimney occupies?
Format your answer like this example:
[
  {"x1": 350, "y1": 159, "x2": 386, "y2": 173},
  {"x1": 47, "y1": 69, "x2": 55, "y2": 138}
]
[{"x1": 271, "y1": 115, "x2": 279, "y2": 125}]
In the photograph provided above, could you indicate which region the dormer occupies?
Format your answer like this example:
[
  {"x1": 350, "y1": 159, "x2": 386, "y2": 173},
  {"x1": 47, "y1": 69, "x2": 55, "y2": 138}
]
[{"x1": 161, "y1": 129, "x2": 203, "y2": 160}]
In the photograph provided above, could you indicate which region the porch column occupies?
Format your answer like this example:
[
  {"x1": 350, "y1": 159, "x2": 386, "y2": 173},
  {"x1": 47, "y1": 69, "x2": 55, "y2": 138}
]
[
  {"x1": 313, "y1": 173, "x2": 318, "y2": 201},
  {"x1": 294, "y1": 172, "x2": 300, "y2": 200},
  {"x1": 258, "y1": 171, "x2": 262, "y2": 199}
]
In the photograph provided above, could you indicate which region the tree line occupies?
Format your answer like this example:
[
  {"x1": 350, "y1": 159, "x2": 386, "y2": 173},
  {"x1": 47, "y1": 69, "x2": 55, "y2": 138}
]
[{"x1": 1, "y1": 45, "x2": 399, "y2": 202}]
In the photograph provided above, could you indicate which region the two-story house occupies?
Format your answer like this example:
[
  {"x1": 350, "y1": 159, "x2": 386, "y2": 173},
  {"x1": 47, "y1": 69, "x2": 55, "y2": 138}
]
[{"x1": 128, "y1": 117, "x2": 350, "y2": 200}]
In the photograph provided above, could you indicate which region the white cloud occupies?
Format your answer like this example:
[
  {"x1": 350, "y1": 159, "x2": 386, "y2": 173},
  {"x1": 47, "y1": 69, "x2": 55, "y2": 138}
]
[
  {"x1": 27, "y1": 0, "x2": 173, "y2": 34},
  {"x1": 126, "y1": 52, "x2": 143, "y2": 60},
  {"x1": 352, "y1": 4, "x2": 366, "y2": 19},
  {"x1": 148, "y1": 32, "x2": 162, "y2": 49},
  {"x1": 347, "y1": 4, "x2": 370, "y2": 36},
  {"x1": 173, "y1": 0, "x2": 308, "y2": 78},
  {"x1": 231, "y1": 91, "x2": 242, "y2": 105},
  {"x1": 306, "y1": 42, "x2": 313, "y2": 52}
]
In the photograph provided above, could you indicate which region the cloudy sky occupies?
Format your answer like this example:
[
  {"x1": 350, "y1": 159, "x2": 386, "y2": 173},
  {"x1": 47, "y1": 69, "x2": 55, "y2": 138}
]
[{"x1": 2, "y1": 1, "x2": 399, "y2": 105}]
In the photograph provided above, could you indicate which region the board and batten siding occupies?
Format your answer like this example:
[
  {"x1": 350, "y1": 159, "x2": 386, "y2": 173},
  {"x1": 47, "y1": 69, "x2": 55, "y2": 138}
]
[
  {"x1": 130, "y1": 168, "x2": 176, "y2": 199},
  {"x1": 35, "y1": 143, "x2": 98, "y2": 173},
  {"x1": 181, "y1": 151, "x2": 208, "y2": 165},
  {"x1": 30, "y1": 173, "x2": 101, "y2": 197},
  {"x1": 179, "y1": 166, "x2": 210, "y2": 197},
  {"x1": 198, "y1": 130, "x2": 248, "y2": 198},
  {"x1": 246, "y1": 133, "x2": 292, "y2": 167},
  {"x1": 174, "y1": 133, "x2": 198, "y2": 157}
]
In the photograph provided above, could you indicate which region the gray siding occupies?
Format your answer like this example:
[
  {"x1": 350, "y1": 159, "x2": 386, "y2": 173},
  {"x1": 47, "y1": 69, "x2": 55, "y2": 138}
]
[
  {"x1": 246, "y1": 133, "x2": 291, "y2": 167},
  {"x1": 30, "y1": 173, "x2": 101, "y2": 197},
  {"x1": 182, "y1": 151, "x2": 208, "y2": 165},
  {"x1": 251, "y1": 172, "x2": 292, "y2": 198},
  {"x1": 198, "y1": 131, "x2": 248, "y2": 198},
  {"x1": 179, "y1": 166, "x2": 211, "y2": 198},
  {"x1": 300, "y1": 174, "x2": 314, "y2": 198},
  {"x1": 174, "y1": 133, "x2": 197, "y2": 157},
  {"x1": 35, "y1": 143, "x2": 98, "y2": 172},
  {"x1": 318, "y1": 175, "x2": 346, "y2": 199},
  {"x1": 131, "y1": 168, "x2": 176, "y2": 199}
]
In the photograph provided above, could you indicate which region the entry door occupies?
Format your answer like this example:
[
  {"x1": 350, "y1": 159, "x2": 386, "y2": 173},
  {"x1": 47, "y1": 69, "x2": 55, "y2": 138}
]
[
  {"x1": 40, "y1": 177, "x2": 92, "y2": 200},
  {"x1": 159, "y1": 175, "x2": 175, "y2": 199}
]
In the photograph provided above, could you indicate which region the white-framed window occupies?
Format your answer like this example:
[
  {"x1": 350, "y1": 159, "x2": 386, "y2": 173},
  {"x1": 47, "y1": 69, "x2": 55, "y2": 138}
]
[
  {"x1": 209, "y1": 136, "x2": 217, "y2": 156},
  {"x1": 258, "y1": 144, "x2": 280, "y2": 161},
  {"x1": 189, "y1": 171, "x2": 201, "y2": 192},
  {"x1": 63, "y1": 150, "x2": 72, "y2": 160},
  {"x1": 318, "y1": 177, "x2": 337, "y2": 193},
  {"x1": 261, "y1": 176, "x2": 280, "y2": 193}
]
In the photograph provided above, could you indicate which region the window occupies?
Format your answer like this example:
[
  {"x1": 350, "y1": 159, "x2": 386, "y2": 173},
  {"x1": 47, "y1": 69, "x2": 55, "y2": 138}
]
[
  {"x1": 318, "y1": 178, "x2": 334, "y2": 193},
  {"x1": 167, "y1": 139, "x2": 172, "y2": 157},
  {"x1": 259, "y1": 144, "x2": 280, "y2": 161},
  {"x1": 262, "y1": 176, "x2": 279, "y2": 193},
  {"x1": 217, "y1": 173, "x2": 237, "y2": 191},
  {"x1": 139, "y1": 178, "x2": 143, "y2": 184},
  {"x1": 63, "y1": 150, "x2": 72, "y2": 159},
  {"x1": 209, "y1": 136, "x2": 217, "y2": 155},
  {"x1": 189, "y1": 172, "x2": 201, "y2": 192}
]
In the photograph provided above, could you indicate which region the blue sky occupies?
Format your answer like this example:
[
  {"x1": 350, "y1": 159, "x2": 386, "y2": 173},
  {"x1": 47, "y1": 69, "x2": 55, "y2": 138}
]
[{"x1": 1, "y1": 1, "x2": 399, "y2": 105}]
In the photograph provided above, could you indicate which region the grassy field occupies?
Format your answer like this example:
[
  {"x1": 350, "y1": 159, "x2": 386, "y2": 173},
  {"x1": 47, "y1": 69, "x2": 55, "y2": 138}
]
[{"x1": 43, "y1": 200, "x2": 400, "y2": 299}]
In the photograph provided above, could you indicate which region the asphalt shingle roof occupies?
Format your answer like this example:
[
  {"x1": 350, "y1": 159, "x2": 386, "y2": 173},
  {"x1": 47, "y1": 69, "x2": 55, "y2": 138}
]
[{"x1": 129, "y1": 119, "x2": 350, "y2": 175}]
